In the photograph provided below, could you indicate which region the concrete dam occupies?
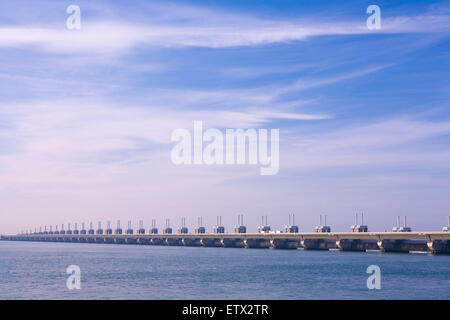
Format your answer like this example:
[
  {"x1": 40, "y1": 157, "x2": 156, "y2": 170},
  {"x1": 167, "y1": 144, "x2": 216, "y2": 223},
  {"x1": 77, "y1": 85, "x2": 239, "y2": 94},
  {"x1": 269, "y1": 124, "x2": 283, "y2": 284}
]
[{"x1": 2, "y1": 231, "x2": 450, "y2": 255}]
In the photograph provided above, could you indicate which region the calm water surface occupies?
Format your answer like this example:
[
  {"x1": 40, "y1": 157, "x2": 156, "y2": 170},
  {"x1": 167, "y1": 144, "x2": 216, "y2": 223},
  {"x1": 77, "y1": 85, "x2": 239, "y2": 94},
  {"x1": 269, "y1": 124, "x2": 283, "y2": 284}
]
[{"x1": 0, "y1": 241, "x2": 448, "y2": 299}]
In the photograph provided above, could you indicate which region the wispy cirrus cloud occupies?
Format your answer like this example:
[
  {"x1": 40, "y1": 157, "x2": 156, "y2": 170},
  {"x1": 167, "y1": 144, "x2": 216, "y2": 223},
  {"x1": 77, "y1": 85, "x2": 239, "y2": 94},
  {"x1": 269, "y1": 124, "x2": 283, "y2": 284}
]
[
  {"x1": 0, "y1": 5, "x2": 449, "y2": 55},
  {"x1": 284, "y1": 117, "x2": 450, "y2": 170},
  {"x1": 274, "y1": 64, "x2": 394, "y2": 95},
  {"x1": 0, "y1": 98, "x2": 327, "y2": 163}
]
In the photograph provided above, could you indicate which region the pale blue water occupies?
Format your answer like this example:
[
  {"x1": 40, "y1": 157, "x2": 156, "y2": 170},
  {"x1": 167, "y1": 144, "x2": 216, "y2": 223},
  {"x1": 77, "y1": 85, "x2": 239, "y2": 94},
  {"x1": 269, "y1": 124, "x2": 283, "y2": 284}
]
[{"x1": 0, "y1": 241, "x2": 448, "y2": 299}]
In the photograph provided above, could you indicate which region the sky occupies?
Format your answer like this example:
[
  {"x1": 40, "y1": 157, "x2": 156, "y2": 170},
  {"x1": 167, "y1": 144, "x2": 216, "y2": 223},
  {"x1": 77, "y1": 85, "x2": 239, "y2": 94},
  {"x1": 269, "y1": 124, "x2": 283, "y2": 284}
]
[{"x1": 0, "y1": 0, "x2": 450, "y2": 234}]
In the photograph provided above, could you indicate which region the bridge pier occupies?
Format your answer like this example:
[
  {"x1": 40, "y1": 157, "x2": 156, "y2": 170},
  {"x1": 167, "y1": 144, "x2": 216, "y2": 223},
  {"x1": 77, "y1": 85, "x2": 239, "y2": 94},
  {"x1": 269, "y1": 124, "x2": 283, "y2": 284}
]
[
  {"x1": 377, "y1": 239, "x2": 428, "y2": 253},
  {"x1": 165, "y1": 238, "x2": 182, "y2": 246},
  {"x1": 427, "y1": 240, "x2": 450, "y2": 254},
  {"x1": 377, "y1": 240, "x2": 407, "y2": 253},
  {"x1": 221, "y1": 238, "x2": 245, "y2": 248},
  {"x1": 336, "y1": 239, "x2": 379, "y2": 251},
  {"x1": 201, "y1": 238, "x2": 222, "y2": 247},
  {"x1": 125, "y1": 238, "x2": 137, "y2": 244},
  {"x1": 104, "y1": 237, "x2": 115, "y2": 244},
  {"x1": 301, "y1": 239, "x2": 337, "y2": 250},
  {"x1": 115, "y1": 238, "x2": 126, "y2": 244},
  {"x1": 244, "y1": 238, "x2": 271, "y2": 249},
  {"x1": 336, "y1": 239, "x2": 365, "y2": 251},
  {"x1": 271, "y1": 239, "x2": 300, "y2": 249},
  {"x1": 150, "y1": 238, "x2": 164, "y2": 245},
  {"x1": 137, "y1": 238, "x2": 150, "y2": 245},
  {"x1": 182, "y1": 238, "x2": 202, "y2": 246},
  {"x1": 95, "y1": 237, "x2": 105, "y2": 243}
]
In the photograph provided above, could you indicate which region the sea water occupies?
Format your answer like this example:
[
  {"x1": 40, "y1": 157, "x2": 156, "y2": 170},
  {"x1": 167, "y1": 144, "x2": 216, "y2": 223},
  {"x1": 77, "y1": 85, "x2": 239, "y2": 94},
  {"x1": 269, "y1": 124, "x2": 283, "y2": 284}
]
[{"x1": 0, "y1": 241, "x2": 448, "y2": 299}]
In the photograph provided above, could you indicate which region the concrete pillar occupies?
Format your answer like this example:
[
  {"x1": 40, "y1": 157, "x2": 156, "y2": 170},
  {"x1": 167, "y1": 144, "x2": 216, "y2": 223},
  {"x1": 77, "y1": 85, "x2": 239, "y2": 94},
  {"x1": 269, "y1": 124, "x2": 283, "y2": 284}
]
[
  {"x1": 165, "y1": 238, "x2": 182, "y2": 246},
  {"x1": 301, "y1": 239, "x2": 337, "y2": 250},
  {"x1": 427, "y1": 240, "x2": 450, "y2": 254},
  {"x1": 336, "y1": 239, "x2": 367, "y2": 251},
  {"x1": 270, "y1": 239, "x2": 300, "y2": 249},
  {"x1": 244, "y1": 238, "x2": 271, "y2": 249},
  {"x1": 150, "y1": 238, "x2": 164, "y2": 245},
  {"x1": 201, "y1": 238, "x2": 222, "y2": 247},
  {"x1": 221, "y1": 238, "x2": 245, "y2": 248},
  {"x1": 182, "y1": 238, "x2": 202, "y2": 246},
  {"x1": 114, "y1": 238, "x2": 126, "y2": 244},
  {"x1": 377, "y1": 239, "x2": 428, "y2": 253},
  {"x1": 137, "y1": 238, "x2": 150, "y2": 245},
  {"x1": 125, "y1": 237, "x2": 137, "y2": 244}
]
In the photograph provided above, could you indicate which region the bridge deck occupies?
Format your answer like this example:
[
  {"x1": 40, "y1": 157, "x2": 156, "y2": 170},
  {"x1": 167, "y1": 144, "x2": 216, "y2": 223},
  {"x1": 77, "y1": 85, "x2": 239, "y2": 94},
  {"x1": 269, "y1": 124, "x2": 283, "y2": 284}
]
[
  {"x1": 2, "y1": 232, "x2": 450, "y2": 254},
  {"x1": 3, "y1": 231, "x2": 450, "y2": 240}
]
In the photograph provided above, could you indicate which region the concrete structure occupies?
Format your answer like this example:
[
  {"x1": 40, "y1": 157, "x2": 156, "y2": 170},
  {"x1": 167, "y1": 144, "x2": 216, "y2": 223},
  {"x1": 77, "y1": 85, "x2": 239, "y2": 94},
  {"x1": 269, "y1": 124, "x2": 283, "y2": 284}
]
[
  {"x1": 213, "y1": 216, "x2": 225, "y2": 234},
  {"x1": 126, "y1": 221, "x2": 134, "y2": 235},
  {"x1": 284, "y1": 214, "x2": 299, "y2": 233},
  {"x1": 105, "y1": 221, "x2": 112, "y2": 235},
  {"x1": 150, "y1": 219, "x2": 158, "y2": 234},
  {"x1": 314, "y1": 215, "x2": 331, "y2": 233},
  {"x1": 350, "y1": 213, "x2": 368, "y2": 233},
  {"x1": 138, "y1": 220, "x2": 145, "y2": 235},
  {"x1": 442, "y1": 216, "x2": 449, "y2": 232},
  {"x1": 257, "y1": 216, "x2": 271, "y2": 233},
  {"x1": 88, "y1": 222, "x2": 95, "y2": 235},
  {"x1": 194, "y1": 217, "x2": 206, "y2": 234},
  {"x1": 80, "y1": 223, "x2": 87, "y2": 235},
  {"x1": 73, "y1": 223, "x2": 79, "y2": 235},
  {"x1": 178, "y1": 217, "x2": 188, "y2": 234},
  {"x1": 3, "y1": 231, "x2": 449, "y2": 255},
  {"x1": 398, "y1": 216, "x2": 412, "y2": 232},
  {"x1": 96, "y1": 222, "x2": 103, "y2": 235},
  {"x1": 115, "y1": 220, "x2": 122, "y2": 235},
  {"x1": 163, "y1": 219, "x2": 172, "y2": 234},
  {"x1": 234, "y1": 214, "x2": 246, "y2": 233}
]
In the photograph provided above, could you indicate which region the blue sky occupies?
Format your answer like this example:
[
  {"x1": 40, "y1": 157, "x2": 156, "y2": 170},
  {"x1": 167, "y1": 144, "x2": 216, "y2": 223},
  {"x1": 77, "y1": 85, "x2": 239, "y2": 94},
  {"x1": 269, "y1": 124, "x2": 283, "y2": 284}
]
[{"x1": 0, "y1": 0, "x2": 450, "y2": 233}]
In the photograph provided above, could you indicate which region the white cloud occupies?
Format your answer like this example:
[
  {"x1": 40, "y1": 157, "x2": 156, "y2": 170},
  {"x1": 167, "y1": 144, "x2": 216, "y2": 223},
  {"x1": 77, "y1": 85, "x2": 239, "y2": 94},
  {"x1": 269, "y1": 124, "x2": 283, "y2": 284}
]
[
  {"x1": 278, "y1": 65, "x2": 394, "y2": 94},
  {"x1": 0, "y1": 9, "x2": 448, "y2": 54},
  {"x1": 0, "y1": 99, "x2": 325, "y2": 165},
  {"x1": 285, "y1": 117, "x2": 450, "y2": 169}
]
